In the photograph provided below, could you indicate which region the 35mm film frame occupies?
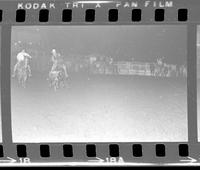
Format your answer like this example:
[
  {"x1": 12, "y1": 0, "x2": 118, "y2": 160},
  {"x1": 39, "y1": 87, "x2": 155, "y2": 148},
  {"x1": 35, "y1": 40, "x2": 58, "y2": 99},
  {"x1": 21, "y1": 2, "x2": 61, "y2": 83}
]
[{"x1": 0, "y1": 0, "x2": 199, "y2": 166}]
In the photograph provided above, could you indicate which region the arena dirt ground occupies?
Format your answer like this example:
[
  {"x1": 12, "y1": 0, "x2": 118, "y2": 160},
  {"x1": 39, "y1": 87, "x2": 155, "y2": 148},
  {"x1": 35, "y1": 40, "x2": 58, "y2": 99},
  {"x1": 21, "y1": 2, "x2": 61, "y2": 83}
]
[{"x1": 11, "y1": 73, "x2": 188, "y2": 142}]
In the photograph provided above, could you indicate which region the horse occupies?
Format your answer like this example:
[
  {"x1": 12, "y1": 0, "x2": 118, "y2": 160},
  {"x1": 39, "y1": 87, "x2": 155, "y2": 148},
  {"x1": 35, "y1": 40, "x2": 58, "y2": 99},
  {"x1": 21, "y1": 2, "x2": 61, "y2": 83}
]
[
  {"x1": 16, "y1": 63, "x2": 30, "y2": 88},
  {"x1": 57, "y1": 69, "x2": 68, "y2": 88},
  {"x1": 47, "y1": 69, "x2": 68, "y2": 91},
  {"x1": 47, "y1": 70, "x2": 61, "y2": 91}
]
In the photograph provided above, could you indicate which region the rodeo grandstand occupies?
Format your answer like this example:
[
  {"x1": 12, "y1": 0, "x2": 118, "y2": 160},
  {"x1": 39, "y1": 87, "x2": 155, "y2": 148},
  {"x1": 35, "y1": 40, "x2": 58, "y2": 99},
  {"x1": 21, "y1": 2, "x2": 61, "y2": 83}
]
[{"x1": 83, "y1": 59, "x2": 187, "y2": 78}]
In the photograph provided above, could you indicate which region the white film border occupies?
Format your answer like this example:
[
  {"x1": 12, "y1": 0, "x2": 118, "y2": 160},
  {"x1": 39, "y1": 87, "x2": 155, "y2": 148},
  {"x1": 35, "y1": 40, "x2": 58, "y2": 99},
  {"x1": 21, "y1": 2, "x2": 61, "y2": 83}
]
[{"x1": 0, "y1": 0, "x2": 199, "y2": 167}]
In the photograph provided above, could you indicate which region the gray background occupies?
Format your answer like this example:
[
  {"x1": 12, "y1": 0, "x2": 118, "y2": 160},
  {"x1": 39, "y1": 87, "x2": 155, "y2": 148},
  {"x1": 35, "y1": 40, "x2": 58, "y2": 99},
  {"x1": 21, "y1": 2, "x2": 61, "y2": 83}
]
[{"x1": 0, "y1": 0, "x2": 199, "y2": 166}]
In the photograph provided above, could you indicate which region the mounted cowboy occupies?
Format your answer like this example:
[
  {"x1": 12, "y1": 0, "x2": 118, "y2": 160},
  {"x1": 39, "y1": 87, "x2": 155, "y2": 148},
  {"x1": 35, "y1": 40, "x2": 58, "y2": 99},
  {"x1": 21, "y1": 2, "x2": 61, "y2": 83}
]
[
  {"x1": 12, "y1": 49, "x2": 32, "y2": 78},
  {"x1": 50, "y1": 49, "x2": 68, "y2": 77},
  {"x1": 48, "y1": 49, "x2": 68, "y2": 91}
]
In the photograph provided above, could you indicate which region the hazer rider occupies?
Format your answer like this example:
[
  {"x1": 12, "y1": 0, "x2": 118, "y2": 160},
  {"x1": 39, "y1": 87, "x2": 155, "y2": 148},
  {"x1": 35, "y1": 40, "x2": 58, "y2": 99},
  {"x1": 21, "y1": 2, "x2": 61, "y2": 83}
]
[
  {"x1": 50, "y1": 49, "x2": 68, "y2": 78},
  {"x1": 12, "y1": 49, "x2": 32, "y2": 78}
]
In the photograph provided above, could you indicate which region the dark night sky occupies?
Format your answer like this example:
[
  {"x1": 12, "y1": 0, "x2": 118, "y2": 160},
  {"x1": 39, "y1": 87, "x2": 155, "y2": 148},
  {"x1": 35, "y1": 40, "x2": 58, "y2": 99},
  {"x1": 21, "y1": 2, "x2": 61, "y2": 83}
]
[{"x1": 12, "y1": 25, "x2": 187, "y2": 64}]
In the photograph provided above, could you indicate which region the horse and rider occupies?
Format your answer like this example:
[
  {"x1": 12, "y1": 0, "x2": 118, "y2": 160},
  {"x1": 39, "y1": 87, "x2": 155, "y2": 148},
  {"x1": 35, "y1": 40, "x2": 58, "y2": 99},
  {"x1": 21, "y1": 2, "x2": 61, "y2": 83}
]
[
  {"x1": 47, "y1": 49, "x2": 68, "y2": 91},
  {"x1": 12, "y1": 48, "x2": 68, "y2": 90},
  {"x1": 12, "y1": 49, "x2": 32, "y2": 88}
]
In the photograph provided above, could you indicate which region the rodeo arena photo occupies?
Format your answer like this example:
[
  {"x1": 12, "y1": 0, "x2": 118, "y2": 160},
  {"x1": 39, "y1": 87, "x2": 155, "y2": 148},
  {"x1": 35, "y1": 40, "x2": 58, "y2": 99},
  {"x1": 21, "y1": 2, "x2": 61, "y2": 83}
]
[
  {"x1": 12, "y1": 48, "x2": 187, "y2": 90},
  {"x1": 10, "y1": 26, "x2": 188, "y2": 142}
]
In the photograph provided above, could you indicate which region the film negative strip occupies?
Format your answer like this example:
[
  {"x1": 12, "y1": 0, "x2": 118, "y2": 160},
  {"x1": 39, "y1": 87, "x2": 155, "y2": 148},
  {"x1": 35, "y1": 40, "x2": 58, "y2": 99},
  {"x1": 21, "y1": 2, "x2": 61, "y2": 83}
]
[{"x1": 0, "y1": 0, "x2": 199, "y2": 167}]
